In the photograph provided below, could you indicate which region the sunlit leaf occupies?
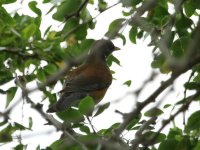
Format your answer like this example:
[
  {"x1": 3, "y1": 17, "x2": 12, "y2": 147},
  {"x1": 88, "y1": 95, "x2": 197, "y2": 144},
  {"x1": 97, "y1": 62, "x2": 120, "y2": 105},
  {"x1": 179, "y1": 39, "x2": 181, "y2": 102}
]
[
  {"x1": 53, "y1": 0, "x2": 82, "y2": 21},
  {"x1": 22, "y1": 23, "x2": 37, "y2": 39},
  {"x1": 28, "y1": 1, "x2": 42, "y2": 17},
  {"x1": 78, "y1": 96, "x2": 95, "y2": 115},
  {"x1": 57, "y1": 108, "x2": 84, "y2": 122}
]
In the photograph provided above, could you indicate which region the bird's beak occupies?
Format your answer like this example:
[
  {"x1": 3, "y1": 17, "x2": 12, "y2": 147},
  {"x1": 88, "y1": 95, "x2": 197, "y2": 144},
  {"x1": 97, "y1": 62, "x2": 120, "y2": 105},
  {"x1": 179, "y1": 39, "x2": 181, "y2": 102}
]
[{"x1": 114, "y1": 46, "x2": 120, "y2": 51}]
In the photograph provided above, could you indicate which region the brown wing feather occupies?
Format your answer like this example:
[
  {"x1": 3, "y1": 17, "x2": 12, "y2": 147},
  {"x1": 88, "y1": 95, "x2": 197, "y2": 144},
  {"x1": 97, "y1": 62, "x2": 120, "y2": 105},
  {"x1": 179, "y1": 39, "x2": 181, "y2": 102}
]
[{"x1": 60, "y1": 63, "x2": 112, "y2": 93}]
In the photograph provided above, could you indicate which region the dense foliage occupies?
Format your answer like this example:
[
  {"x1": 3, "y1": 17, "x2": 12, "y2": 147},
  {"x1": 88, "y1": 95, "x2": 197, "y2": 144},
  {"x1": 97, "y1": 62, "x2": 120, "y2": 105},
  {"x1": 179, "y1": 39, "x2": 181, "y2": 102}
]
[{"x1": 1, "y1": 0, "x2": 200, "y2": 150}]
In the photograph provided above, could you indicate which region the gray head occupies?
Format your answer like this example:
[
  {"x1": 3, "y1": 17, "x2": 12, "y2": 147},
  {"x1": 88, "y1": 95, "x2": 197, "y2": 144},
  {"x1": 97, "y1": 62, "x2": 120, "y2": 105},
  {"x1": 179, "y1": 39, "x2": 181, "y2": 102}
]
[{"x1": 87, "y1": 39, "x2": 119, "y2": 62}]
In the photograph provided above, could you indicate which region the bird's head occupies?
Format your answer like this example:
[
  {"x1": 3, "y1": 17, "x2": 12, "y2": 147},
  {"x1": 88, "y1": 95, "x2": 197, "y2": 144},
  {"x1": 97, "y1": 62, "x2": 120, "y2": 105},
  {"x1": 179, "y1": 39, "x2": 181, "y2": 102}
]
[{"x1": 88, "y1": 39, "x2": 120, "y2": 62}]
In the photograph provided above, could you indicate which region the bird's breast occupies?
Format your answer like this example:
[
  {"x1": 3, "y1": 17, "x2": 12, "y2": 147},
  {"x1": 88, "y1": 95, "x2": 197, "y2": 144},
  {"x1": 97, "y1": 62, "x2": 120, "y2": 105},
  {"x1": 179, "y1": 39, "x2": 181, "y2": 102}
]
[{"x1": 89, "y1": 88, "x2": 108, "y2": 103}]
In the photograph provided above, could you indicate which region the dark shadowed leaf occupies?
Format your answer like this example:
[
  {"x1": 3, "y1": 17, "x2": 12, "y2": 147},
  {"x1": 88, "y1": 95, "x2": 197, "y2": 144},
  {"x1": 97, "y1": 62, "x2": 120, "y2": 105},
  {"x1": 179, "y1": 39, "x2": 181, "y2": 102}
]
[
  {"x1": 144, "y1": 107, "x2": 163, "y2": 117},
  {"x1": 121, "y1": 0, "x2": 141, "y2": 7},
  {"x1": 184, "y1": 0, "x2": 196, "y2": 17},
  {"x1": 6, "y1": 87, "x2": 17, "y2": 108},
  {"x1": 80, "y1": 125, "x2": 90, "y2": 134},
  {"x1": 93, "y1": 102, "x2": 110, "y2": 117},
  {"x1": 107, "y1": 55, "x2": 121, "y2": 66},
  {"x1": 29, "y1": 117, "x2": 33, "y2": 129},
  {"x1": 158, "y1": 139, "x2": 178, "y2": 150},
  {"x1": 37, "y1": 68, "x2": 46, "y2": 82},
  {"x1": 171, "y1": 37, "x2": 191, "y2": 58},
  {"x1": 129, "y1": 26, "x2": 137, "y2": 44},
  {"x1": 184, "y1": 82, "x2": 200, "y2": 90},
  {"x1": 14, "y1": 144, "x2": 24, "y2": 150},
  {"x1": 185, "y1": 110, "x2": 200, "y2": 132},
  {"x1": 163, "y1": 104, "x2": 171, "y2": 108},
  {"x1": 123, "y1": 80, "x2": 132, "y2": 87},
  {"x1": 142, "y1": 131, "x2": 166, "y2": 145},
  {"x1": 44, "y1": 64, "x2": 57, "y2": 74},
  {"x1": 127, "y1": 113, "x2": 141, "y2": 130}
]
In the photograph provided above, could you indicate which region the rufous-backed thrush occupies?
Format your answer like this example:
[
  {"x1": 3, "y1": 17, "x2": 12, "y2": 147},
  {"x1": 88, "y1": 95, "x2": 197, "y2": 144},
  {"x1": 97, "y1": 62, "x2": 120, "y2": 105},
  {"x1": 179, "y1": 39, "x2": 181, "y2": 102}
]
[{"x1": 47, "y1": 39, "x2": 119, "y2": 113}]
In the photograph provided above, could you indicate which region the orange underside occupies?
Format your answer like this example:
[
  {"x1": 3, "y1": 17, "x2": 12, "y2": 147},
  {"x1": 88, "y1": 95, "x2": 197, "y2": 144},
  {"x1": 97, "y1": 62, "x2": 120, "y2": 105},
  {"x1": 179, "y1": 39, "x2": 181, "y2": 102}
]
[{"x1": 90, "y1": 88, "x2": 108, "y2": 103}]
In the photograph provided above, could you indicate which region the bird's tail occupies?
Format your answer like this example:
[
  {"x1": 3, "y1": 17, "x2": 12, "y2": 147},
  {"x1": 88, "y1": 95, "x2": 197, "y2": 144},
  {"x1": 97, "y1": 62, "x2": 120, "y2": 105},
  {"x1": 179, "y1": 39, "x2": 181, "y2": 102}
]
[{"x1": 46, "y1": 92, "x2": 87, "y2": 113}]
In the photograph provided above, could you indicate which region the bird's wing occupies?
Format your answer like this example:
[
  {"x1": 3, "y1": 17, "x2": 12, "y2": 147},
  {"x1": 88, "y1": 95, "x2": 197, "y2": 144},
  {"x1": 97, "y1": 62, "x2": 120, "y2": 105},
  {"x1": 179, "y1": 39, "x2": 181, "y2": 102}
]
[{"x1": 60, "y1": 63, "x2": 112, "y2": 93}]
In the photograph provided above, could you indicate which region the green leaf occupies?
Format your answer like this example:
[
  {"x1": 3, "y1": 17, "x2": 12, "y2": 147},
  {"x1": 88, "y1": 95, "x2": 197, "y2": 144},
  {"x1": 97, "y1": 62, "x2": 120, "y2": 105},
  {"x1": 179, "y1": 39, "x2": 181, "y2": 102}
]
[
  {"x1": 107, "y1": 55, "x2": 121, "y2": 66},
  {"x1": 151, "y1": 55, "x2": 165, "y2": 69},
  {"x1": 184, "y1": 82, "x2": 200, "y2": 90},
  {"x1": 37, "y1": 68, "x2": 46, "y2": 82},
  {"x1": 78, "y1": 134, "x2": 100, "y2": 143},
  {"x1": 105, "y1": 18, "x2": 126, "y2": 39},
  {"x1": 184, "y1": 0, "x2": 196, "y2": 17},
  {"x1": 22, "y1": 23, "x2": 37, "y2": 39},
  {"x1": 117, "y1": 33, "x2": 126, "y2": 45},
  {"x1": 171, "y1": 37, "x2": 191, "y2": 58},
  {"x1": 53, "y1": 0, "x2": 82, "y2": 21},
  {"x1": 98, "y1": 0, "x2": 107, "y2": 12},
  {"x1": 57, "y1": 108, "x2": 84, "y2": 122},
  {"x1": 1, "y1": 0, "x2": 16, "y2": 4},
  {"x1": 123, "y1": 80, "x2": 132, "y2": 87},
  {"x1": 43, "y1": 0, "x2": 51, "y2": 3},
  {"x1": 78, "y1": 96, "x2": 95, "y2": 115},
  {"x1": 127, "y1": 113, "x2": 141, "y2": 130},
  {"x1": 89, "y1": 0, "x2": 94, "y2": 4},
  {"x1": 6, "y1": 87, "x2": 17, "y2": 108},
  {"x1": 158, "y1": 139, "x2": 178, "y2": 150},
  {"x1": 93, "y1": 102, "x2": 110, "y2": 117},
  {"x1": 50, "y1": 139, "x2": 72, "y2": 150},
  {"x1": 144, "y1": 108, "x2": 163, "y2": 117},
  {"x1": 0, "y1": 69, "x2": 13, "y2": 85},
  {"x1": 175, "y1": 16, "x2": 193, "y2": 29},
  {"x1": 194, "y1": 141, "x2": 200, "y2": 150},
  {"x1": 185, "y1": 110, "x2": 200, "y2": 132},
  {"x1": 121, "y1": 0, "x2": 141, "y2": 7},
  {"x1": 44, "y1": 64, "x2": 57, "y2": 74},
  {"x1": 80, "y1": 125, "x2": 90, "y2": 134},
  {"x1": 142, "y1": 131, "x2": 166, "y2": 145},
  {"x1": 13, "y1": 122, "x2": 29, "y2": 131},
  {"x1": 163, "y1": 104, "x2": 171, "y2": 108},
  {"x1": 28, "y1": 1, "x2": 42, "y2": 17},
  {"x1": 0, "y1": 6, "x2": 15, "y2": 26},
  {"x1": 14, "y1": 144, "x2": 24, "y2": 150},
  {"x1": 29, "y1": 117, "x2": 33, "y2": 129},
  {"x1": 129, "y1": 26, "x2": 137, "y2": 44}
]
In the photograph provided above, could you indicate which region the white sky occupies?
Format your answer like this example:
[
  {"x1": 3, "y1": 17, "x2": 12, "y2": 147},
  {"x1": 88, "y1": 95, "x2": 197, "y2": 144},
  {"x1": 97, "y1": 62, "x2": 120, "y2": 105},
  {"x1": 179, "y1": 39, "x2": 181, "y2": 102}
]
[{"x1": 1, "y1": 0, "x2": 198, "y2": 149}]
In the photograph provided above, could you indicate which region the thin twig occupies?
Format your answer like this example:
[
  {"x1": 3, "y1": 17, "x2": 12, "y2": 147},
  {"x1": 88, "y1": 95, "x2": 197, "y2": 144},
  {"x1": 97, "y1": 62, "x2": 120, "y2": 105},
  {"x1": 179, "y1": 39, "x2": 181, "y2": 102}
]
[
  {"x1": 145, "y1": 90, "x2": 200, "y2": 146},
  {"x1": 86, "y1": 116, "x2": 96, "y2": 133},
  {"x1": 131, "y1": 117, "x2": 157, "y2": 150}
]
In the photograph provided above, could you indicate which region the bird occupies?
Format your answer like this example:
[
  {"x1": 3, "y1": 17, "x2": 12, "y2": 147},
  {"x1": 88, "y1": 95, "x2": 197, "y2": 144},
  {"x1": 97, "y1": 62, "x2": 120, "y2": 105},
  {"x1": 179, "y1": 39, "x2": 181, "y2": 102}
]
[{"x1": 47, "y1": 39, "x2": 120, "y2": 113}]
